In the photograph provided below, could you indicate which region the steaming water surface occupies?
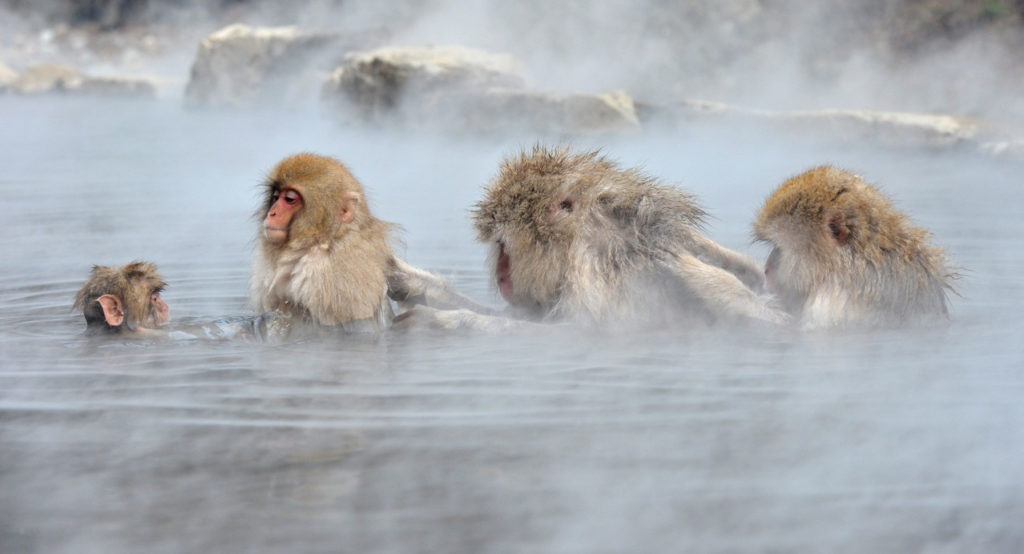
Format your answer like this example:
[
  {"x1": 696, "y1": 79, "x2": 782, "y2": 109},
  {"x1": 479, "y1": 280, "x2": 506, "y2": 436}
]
[{"x1": 1, "y1": 97, "x2": 1023, "y2": 552}]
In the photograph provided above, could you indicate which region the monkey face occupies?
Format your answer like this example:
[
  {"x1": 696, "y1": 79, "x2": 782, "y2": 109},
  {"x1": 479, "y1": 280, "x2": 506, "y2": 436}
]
[
  {"x1": 260, "y1": 154, "x2": 367, "y2": 251},
  {"x1": 76, "y1": 262, "x2": 169, "y2": 333},
  {"x1": 145, "y1": 292, "x2": 170, "y2": 328},
  {"x1": 763, "y1": 246, "x2": 809, "y2": 316},
  {"x1": 263, "y1": 187, "x2": 303, "y2": 244},
  {"x1": 476, "y1": 178, "x2": 581, "y2": 314}
]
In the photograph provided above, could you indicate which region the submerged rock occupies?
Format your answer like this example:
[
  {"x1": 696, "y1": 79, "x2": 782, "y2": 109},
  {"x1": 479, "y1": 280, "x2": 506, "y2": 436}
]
[
  {"x1": 0, "y1": 62, "x2": 16, "y2": 90},
  {"x1": 779, "y1": 109, "x2": 979, "y2": 149},
  {"x1": 426, "y1": 88, "x2": 640, "y2": 135},
  {"x1": 9, "y1": 64, "x2": 81, "y2": 94},
  {"x1": 184, "y1": 24, "x2": 351, "y2": 109},
  {"x1": 6, "y1": 64, "x2": 155, "y2": 97},
  {"x1": 641, "y1": 100, "x2": 981, "y2": 150},
  {"x1": 979, "y1": 140, "x2": 1024, "y2": 162}
]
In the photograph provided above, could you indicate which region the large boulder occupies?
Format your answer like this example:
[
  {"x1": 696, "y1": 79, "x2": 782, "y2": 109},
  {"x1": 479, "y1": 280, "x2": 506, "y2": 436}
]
[
  {"x1": 322, "y1": 45, "x2": 638, "y2": 135},
  {"x1": 184, "y1": 24, "x2": 350, "y2": 109},
  {"x1": 5, "y1": 64, "x2": 155, "y2": 97},
  {"x1": 321, "y1": 45, "x2": 525, "y2": 120}
]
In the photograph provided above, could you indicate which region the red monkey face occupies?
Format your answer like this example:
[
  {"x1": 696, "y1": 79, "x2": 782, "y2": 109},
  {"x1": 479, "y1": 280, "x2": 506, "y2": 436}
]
[{"x1": 264, "y1": 187, "x2": 303, "y2": 245}]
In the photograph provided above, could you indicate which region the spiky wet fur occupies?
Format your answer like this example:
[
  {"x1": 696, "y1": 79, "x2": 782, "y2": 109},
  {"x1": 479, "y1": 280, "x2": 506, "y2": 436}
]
[
  {"x1": 754, "y1": 165, "x2": 956, "y2": 328},
  {"x1": 473, "y1": 146, "x2": 737, "y2": 325},
  {"x1": 74, "y1": 261, "x2": 166, "y2": 332}
]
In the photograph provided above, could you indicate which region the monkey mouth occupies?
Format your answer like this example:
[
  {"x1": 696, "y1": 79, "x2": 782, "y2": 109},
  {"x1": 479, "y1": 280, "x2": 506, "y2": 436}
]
[
  {"x1": 496, "y1": 243, "x2": 513, "y2": 302},
  {"x1": 264, "y1": 225, "x2": 288, "y2": 243}
]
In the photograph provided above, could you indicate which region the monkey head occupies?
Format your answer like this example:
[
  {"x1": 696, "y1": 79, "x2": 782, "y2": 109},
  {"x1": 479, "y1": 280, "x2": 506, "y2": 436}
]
[
  {"x1": 260, "y1": 153, "x2": 371, "y2": 250},
  {"x1": 472, "y1": 146, "x2": 704, "y2": 317},
  {"x1": 754, "y1": 165, "x2": 951, "y2": 321},
  {"x1": 74, "y1": 261, "x2": 169, "y2": 334},
  {"x1": 473, "y1": 147, "x2": 603, "y2": 313}
]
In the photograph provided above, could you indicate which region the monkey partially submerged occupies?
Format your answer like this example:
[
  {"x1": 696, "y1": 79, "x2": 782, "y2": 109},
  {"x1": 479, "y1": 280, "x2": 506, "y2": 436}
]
[
  {"x1": 392, "y1": 146, "x2": 788, "y2": 329},
  {"x1": 252, "y1": 153, "x2": 397, "y2": 336},
  {"x1": 754, "y1": 165, "x2": 957, "y2": 329},
  {"x1": 74, "y1": 261, "x2": 170, "y2": 335}
]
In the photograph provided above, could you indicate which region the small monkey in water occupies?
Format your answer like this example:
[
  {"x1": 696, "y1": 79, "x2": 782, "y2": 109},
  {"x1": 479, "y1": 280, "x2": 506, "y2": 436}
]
[
  {"x1": 252, "y1": 153, "x2": 397, "y2": 336},
  {"x1": 754, "y1": 165, "x2": 957, "y2": 329},
  {"x1": 74, "y1": 261, "x2": 170, "y2": 335}
]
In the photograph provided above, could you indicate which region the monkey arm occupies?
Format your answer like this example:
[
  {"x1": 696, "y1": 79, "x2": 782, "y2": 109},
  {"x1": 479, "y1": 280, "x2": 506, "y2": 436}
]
[
  {"x1": 387, "y1": 257, "x2": 500, "y2": 315},
  {"x1": 392, "y1": 305, "x2": 535, "y2": 333},
  {"x1": 661, "y1": 253, "x2": 791, "y2": 326},
  {"x1": 688, "y1": 235, "x2": 766, "y2": 292},
  {"x1": 392, "y1": 304, "x2": 564, "y2": 334}
]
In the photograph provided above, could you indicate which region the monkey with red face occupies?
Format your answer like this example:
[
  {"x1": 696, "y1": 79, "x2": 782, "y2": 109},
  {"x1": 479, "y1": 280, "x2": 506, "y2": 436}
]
[{"x1": 251, "y1": 153, "x2": 397, "y2": 337}]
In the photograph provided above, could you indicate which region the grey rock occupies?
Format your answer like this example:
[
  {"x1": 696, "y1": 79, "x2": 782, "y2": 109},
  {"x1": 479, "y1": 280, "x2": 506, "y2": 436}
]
[
  {"x1": 0, "y1": 62, "x2": 16, "y2": 90},
  {"x1": 7, "y1": 64, "x2": 155, "y2": 98},
  {"x1": 978, "y1": 140, "x2": 1024, "y2": 162},
  {"x1": 184, "y1": 24, "x2": 349, "y2": 109},
  {"x1": 641, "y1": 100, "x2": 981, "y2": 150},
  {"x1": 322, "y1": 45, "x2": 525, "y2": 120},
  {"x1": 427, "y1": 88, "x2": 640, "y2": 135},
  {"x1": 322, "y1": 45, "x2": 638, "y2": 135}
]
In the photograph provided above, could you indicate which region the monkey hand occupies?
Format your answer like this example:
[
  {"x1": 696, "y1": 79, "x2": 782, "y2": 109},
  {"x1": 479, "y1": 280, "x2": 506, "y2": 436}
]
[
  {"x1": 387, "y1": 257, "x2": 500, "y2": 314},
  {"x1": 386, "y1": 257, "x2": 436, "y2": 303}
]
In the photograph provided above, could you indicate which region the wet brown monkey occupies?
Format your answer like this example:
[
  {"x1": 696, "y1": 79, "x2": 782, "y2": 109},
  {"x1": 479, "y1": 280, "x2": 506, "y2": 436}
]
[
  {"x1": 393, "y1": 146, "x2": 787, "y2": 329},
  {"x1": 754, "y1": 165, "x2": 957, "y2": 329},
  {"x1": 74, "y1": 261, "x2": 170, "y2": 335},
  {"x1": 251, "y1": 153, "x2": 396, "y2": 334}
]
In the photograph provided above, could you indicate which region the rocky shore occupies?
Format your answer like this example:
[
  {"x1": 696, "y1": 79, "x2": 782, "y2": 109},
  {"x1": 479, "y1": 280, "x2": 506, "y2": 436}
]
[{"x1": 2, "y1": 1, "x2": 1023, "y2": 160}]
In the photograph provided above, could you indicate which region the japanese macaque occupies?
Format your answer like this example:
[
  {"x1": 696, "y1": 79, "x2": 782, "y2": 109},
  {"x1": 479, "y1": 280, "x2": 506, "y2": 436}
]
[
  {"x1": 74, "y1": 261, "x2": 170, "y2": 335},
  {"x1": 753, "y1": 166, "x2": 956, "y2": 329},
  {"x1": 394, "y1": 146, "x2": 788, "y2": 330},
  {"x1": 251, "y1": 153, "x2": 395, "y2": 335}
]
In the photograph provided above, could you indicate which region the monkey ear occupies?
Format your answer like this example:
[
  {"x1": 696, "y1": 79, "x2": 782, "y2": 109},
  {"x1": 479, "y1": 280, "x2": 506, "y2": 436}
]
[
  {"x1": 339, "y1": 193, "x2": 360, "y2": 224},
  {"x1": 825, "y1": 210, "x2": 851, "y2": 245},
  {"x1": 96, "y1": 294, "x2": 125, "y2": 327}
]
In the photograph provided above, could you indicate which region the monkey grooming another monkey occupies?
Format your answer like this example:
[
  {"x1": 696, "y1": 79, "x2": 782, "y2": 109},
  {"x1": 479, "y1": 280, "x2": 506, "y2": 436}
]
[
  {"x1": 474, "y1": 146, "x2": 787, "y2": 326},
  {"x1": 252, "y1": 153, "x2": 396, "y2": 336},
  {"x1": 74, "y1": 261, "x2": 170, "y2": 335},
  {"x1": 395, "y1": 146, "x2": 787, "y2": 330},
  {"x1": 754, "y1": 165, "x2": 957, "y2": 329}
]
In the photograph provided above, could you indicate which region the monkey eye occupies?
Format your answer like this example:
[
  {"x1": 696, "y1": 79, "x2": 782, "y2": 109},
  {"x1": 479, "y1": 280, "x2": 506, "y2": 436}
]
[
  {"x1": 559, "y1": 199, "x2": 574, "y2": 212},
  {"x1": 283, "y1": 190, "x2": 301, "y2": 205}
]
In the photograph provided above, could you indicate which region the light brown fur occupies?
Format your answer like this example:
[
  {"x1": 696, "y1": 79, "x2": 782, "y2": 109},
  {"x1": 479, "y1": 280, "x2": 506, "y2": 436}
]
[
  {"x1": 754, "y1": 165, "x2": 956, "y2": 328},
  {"x1": 74, "y1": 261, "x2": 167, "y2": 334},
  {"x1": 251, "y1": 153, "x2": 395, "y2": 331},
  {"x1": 470, "y1": 146, "x2": 786, "y2": 326}
]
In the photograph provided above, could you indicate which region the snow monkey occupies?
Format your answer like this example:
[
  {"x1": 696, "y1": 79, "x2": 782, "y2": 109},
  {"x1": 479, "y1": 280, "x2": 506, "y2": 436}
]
[
  {"x1": 754, "y1": 165, "x2": 957, "y2": 329},
  {"x1": 252, "y1": 153, "x2": 396, "y2": 334},
  {"x1": 392, "y1": 146, "x2": 788, "y2": 330},
  {"x1": 74, "y1": 261, "x2": 170, "y2": 335}
]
